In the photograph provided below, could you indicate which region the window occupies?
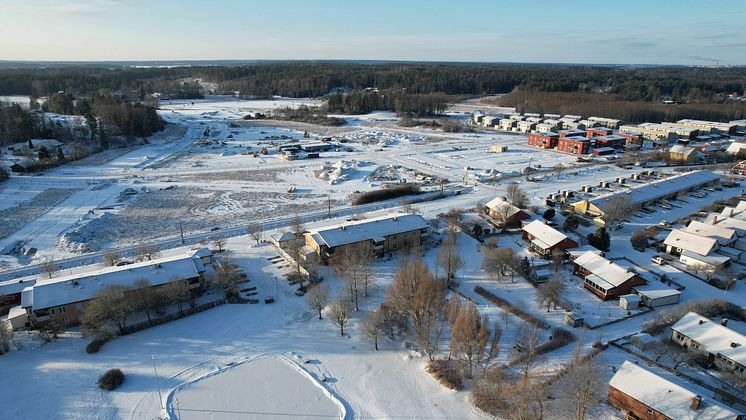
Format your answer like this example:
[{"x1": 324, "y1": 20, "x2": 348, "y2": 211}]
[
  {"x1": 62, "y1": 318, "x2": 69, "y2": 326},
  {"x1": 59, "y1": 306, "x2": 66, "y2": 313},
  {"x1": 646, "y1": 409, "x2": 653, "y2": 415},
  {"x1": 50, "y1": 308, "x2": 55, "y2": 315}
]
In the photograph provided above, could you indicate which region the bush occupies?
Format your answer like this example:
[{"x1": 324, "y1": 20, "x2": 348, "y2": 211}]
[
  {"x1": 630, "y1": 230, "x2": 649, "y2": 251},
  {"x1": 98, "y1": 368, "x2": 125, "y2": 391},
  {"x1": 562, "y1": 213, "x2": 579, "y2": 232},
  {"x1": 542, "y1": 208, "x2": 555, "y2": 220},
  {"x1": 86, "y1": 336, "x2": 111, "y2": 354},
  {"x1": 426, "y1": 359, "x2": 463, "y2": 390},
  {"x1": 351, "y1": 184, "x2": 421, "y2": 205}
]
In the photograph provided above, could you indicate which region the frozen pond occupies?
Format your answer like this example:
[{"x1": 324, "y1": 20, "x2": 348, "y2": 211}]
[{"x1": 172, "y1": 357, "x2": 344, "y2": 419}]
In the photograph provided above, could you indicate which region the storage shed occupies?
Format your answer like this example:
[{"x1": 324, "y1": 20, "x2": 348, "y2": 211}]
[
  {"x1": 619, "y1": 294, "x2": 640, "y2": 310},
  {"x1": 633, "y1": 285, "x2": 682, "y2": 308}
]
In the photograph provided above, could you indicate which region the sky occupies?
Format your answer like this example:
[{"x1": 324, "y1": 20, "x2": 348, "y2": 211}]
[{"x1": 1, "y1": 0, "x2": 745, "y2": 65}]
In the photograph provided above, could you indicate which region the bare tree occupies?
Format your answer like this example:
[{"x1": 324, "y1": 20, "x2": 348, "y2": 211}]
[
  {"x1": 561, "y1": 345, "x2": 605, "y2": 420},
  {"x1": 102, "y1": 251, "x2": 122, "y2": 266},
  {"x1": 132, "y1": 279, "x2": 165, "y2": 325},
  {"x1": 284, "y1": 216, "x2": 308, "y2": 287},
  {"x1": 212, "y1": 237, "x2": 227, "y2": 253},
  {"x1": 437, "y1": 229, "x2": 464, "y2": 286},
  {"x1": 328, "y1": 296, "x2": 351, "y2": 336},
  {"x1": 652, "y1": 337, "x2": 695, "y2": 370},
  {"x1": 40, "y1": 257, "x2": 59, "y2": 279},
  {"x1": 0, "y1": 320, "x2": 12, "y2": 354},
  {"x1": 537, "y1": 274, "x2": 566, "y2": 312},
  {"x1": 164, "y1": 279, "x2": 190, "y2": 315},
  {"x1": 80, "y1": 285, "x2": 134, "y2": 336},
  {"x1": 362, "y1": 308, "x2": 385, "y2": 350},
  {"x1": 514, "y1": 322, "x2": 543, "y2": 379},
  {"x1": 483, "y1": 247, "x2": 519, "y2": 283},
  {"x1": 134, "y1": 242, "x2": 159, "y2": 262},
  {"x1": 554, "y1": 163, "x2": 564, "y2": 179},
  {"x1": 602, "y1": 196, "x2": 633, "y2": 229},
  {"x1": 306, "y1": 284, "x2": 331, "y2": 320},
  {"x1": 449, "y1": 301, "x2": 491, "y2": 378},
  {"x1": 385, "y1": 258, "x2": 448, "y2": 360},
  {"x1": 212, "y1": 259, "x2": 242, "y2": 302},
  {"x1": 247, "y1": 224, "x2": 264, "y2": 244},
  {"x1": 505, "y1": 181, "x2": 528, "y2": 208}
]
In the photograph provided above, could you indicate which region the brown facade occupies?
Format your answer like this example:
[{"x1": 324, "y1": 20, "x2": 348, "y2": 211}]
[
  {"x1": 308, "y1": 228, "x2": 425, "y2": 262},
  {"x1": 557, "y1": 138, "x2": 590, "y2": 155},
  {"x1": 586, "y1": 127, "x2": 613, "y2": 138},
  {"x1": 488, "y1": 208, "x2": 530, "y2": 228},
  {"x1": 527, "y1": 133, "x2": 558, "y2": 149},
  {"x1": 608, "y1": 386, "x2": 672, "y2": 420},
  {"x1": 574, "y1": 263, "x2": 646, "y2": 300}
]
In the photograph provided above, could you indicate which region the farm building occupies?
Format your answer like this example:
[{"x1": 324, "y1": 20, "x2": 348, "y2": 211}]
[
  {"x1": 608, "y1": 360, "x2": 744, "y2": 419},
  {"x1": 17, "y1": 248, "x2": 213, "y2": 329},
  {"x1": 556, "y1": 136, "x2": 591, "y2": 155},
  {"x1": 521, "y1": 220, "x2": 578, "y2": 259},
  {"x1": 572, "y1": 251, "x2": 646, "y2": 300},
  {"x1": 527, "y1": 133, "x2": 559, "y2": 149},
  {"x1": 671, "y1": 312, "x2": 746, "y2": 377},
  {"x1": 305, "y1": 213, "x2": 429, "y2": 262},
  {"x1": 570, "y1": 171, "x2": 720, "y2": 218},
  {"x1": 484, "y1": 197, "x2": 530, "y2": 228}
]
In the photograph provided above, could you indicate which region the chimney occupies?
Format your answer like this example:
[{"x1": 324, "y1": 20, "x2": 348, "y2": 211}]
[
  {"x1": 690, "y1": 395, "x2": 702, "y2": 411},
  {"x1": 712, "y1": 215, "x2": 718, "y2": 225},
  {"x1": 730, "y1": 209, "x2": 734, "y2": 217},
  {"x1": 722, "y1": 318, "x2": 729, "y2": 327}
]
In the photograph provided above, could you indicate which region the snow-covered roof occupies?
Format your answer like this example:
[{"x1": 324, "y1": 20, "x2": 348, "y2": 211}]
[
  {"x1": 720, "y1": 207, "x2": 746, "y2": 221},
  {"x1": 684, "y1": 221, "x2": 736, "y2": 245},
  {"x1": 664, "y1": 229, "x2": 718, "y2": 256},
  {"x1": 574, "y1": 251, "x2": 636, "y2": 288},
  {"x1": 633, "y1": 284, "x2": 682, "y2": 300},
  {"x1": 595, "y1": 134, "x2": 625, "y2": 141},
  {"x1": 619, "y1": 293, "x2": 640, "y2": 303},
  {"x1": 680, "y1": 250, "x2": 731, "y2": 267},
  {"x1": 670, "y1": 145, "x2": 695, "y2": 155},
  {"x1": 521, "y1": 220, "x2": 569, "y2": 248},
  {"x1": 0, "y1": 278, "x2": 36, "y2": 296},
  {"x1": 306, "y1": 213, "x2": 429, "y2": 249},
  {"x1": 609, "y1": 361, "x2": 742, "y2": 420},
  {"x1": 484, "y1": 198, "x2": 524, "y2": 219},
  {"x1": 22, "y1": 248, "x2": 210, "y2": 311},
  {"x1": 672, "y1": 312, "x2": 746, "y2": 366},
  {"x1": 567, "y1": 245, "x2": 604, "y2": 259},
  {"x1": 737, "y1": 201, "x2": 746, "y2": 211},
  {"x1": 594, "y1": 147, "x2": 616, "y2": 153},
  {"x1": 705, "y1": 215, "x2": 746, "y2": 235},
  {"x1": 584, "y1": 171, "x2": 720, "y2": 214}
]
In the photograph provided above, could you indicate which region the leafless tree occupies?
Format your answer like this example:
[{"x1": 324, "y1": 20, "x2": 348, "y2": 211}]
[
  {"x1": 652, "y1": 337, "x2": 695, "y2": 370},
  {"x1": 284, "y1": 216, "x2": 308, "y2": 286},
  {"x1": 328, "y1": 296, "x2": 351, "y2": 336},
  {"x1": 385, "y1": 258, "x2": 447, "y2": 360},
  {"x1": 554, "y1": 163, "x2": 564, "y2": 179},
  {"x1": 505, "y1": 181, "x2": 528, "y2": 208},
  {"x1": 102, "y1": 251, "x2": 122, "y2": 266},
  {"x1": 212, "y1": 237, "x2": 227, "y2": 253},
  {"x1": 0, "y1": 320, "x2": 12, "y2": 354},
  {"x1": 80, "y1": 285, "x2": 134, "y2": 335},
  {"x1": 560, "y1": 344, "x2": 606, "y2": 420},
  {"x1": 247, "y1": 224, "x2": 264, "y2": 244},
  {"x1": 537, "y1": 274, "x2": 566, "y2": 312},
  {"x1": 134, "y1": 242, "x2": 159, "y2": 262},
  {"x1": 437, "y1": 229, "x2": 464, "y2": 286},
  {"x1": 212, "y1": 259, "x2": 242, "y2": 302},
  {"x1": 164, "y1": 279, "x2": 190, "y2": 315},
  {"x1": 306, "y1": 284, "x2": 331, "y2": 320},
  {"x1": 132, "y1": 279, "x2": 165, "y2": 325},
  {"x1": 362, "y1": 308, "x2": 385, "y2": 350},
  {"x1": 483, "y1": 246, "x2": 519, "y2": 283},
  {"x1": 602, "y1": 196, "x2": 633, "y2": 228},
  {"x1": 514, "y1": 322, "x2": 543, "y2": 379},
  {"x1": 449, "y1": 301, "x2": 491, "y2": 378},
  {"x1": 40, "y1": 257, "x2": 60, "y2": 279}
]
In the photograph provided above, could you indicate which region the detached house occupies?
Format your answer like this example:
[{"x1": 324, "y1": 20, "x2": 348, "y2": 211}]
[
  {"x1": 609, "y1": 360, "x2": 744, "y2": 420},
  {"x1": 671, "y1": 312, "x2": 746, "y2": 377},
  {"x1": 572, "y1": 251, "x2": 646, "y2": 300},
  {"x1": 664, "y1": 229, "x2": 730, "y2": 271},
  {"x1": 521, "y1": 220, "x2": 578, "y2": 259},
  {"x1": 484, "y1": 197, "x2": 530, "y2": 228}
]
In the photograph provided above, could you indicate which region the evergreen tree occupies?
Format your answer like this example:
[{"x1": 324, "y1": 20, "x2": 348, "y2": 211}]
[
  {"x1": 37, "y1": 145, "x2": 50, "y2": 160},
  {"x1": 587, "y1": 227, "x2": 610, "y2": 251}
]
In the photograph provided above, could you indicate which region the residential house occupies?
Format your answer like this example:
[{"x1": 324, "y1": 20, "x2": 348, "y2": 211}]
[
  {"x1": 670, "y1": 145, "x2": 705, "y2": 164},
  {"x1": 305, "y1": 213, "x2": 429, "y2": 262},
  {"x1": 608, "y1": 360, "x2": 745, "y2": 419},
  {"x1": 484, "y1": 197, "x2": 530, "y2": 228},
  {"x1": 730, "y1": 160, "x2": 746, "y2": 176},
  {"x1": 663, "y1": 229, "x2": 730, "y2": 271},
  {"x1": 499, "y1": 118, "x2": 517, "y2": 131},
  {"x1": 671, "y1": 312, "x2": 746, "y2": 377},
  {"x1": 527, "y1": 132, "x2": 559, "y2": 149},
  {"x1": 521, "y1": 220, "x2": 578, "y2": 259},
  {"x1": 557, "y1": 136, "x2": 591, "y2": 155},
  {"x1": 588, "y1": 116, "x2": 622, "y2": 129},
  {"x1": 586, "y1": 127, "x2": 614, "y2": 137},
  {"x1": 725, "y1": 142, "x2": 746, "y2": 156},
  {"x1": 517, "y1": 120, "x2": 536, "y2": 133},
  {"x1": 572, "y1": 251, "x2": 646, "y2": 300}
]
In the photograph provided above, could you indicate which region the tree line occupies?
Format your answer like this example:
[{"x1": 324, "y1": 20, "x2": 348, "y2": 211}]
[
  {"x1": 1, "y1": 63, "x2": 744, "y2": 103},
  {"x1": 496, "y1": 90, "x2": 746, "y2": 124}
]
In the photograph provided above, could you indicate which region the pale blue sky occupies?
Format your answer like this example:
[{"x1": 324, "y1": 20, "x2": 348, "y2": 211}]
[{"x1": 2, "y1": 0, "x2": 745, "y2": 64}]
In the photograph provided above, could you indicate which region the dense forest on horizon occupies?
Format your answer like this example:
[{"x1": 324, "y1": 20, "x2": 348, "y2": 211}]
[{"x1": 0, "y1": 63, "x2": 745, "y2": 103}]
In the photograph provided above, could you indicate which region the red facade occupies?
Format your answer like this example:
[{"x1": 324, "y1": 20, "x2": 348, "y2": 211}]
[
  {"x1": 586, "y1": 127, "x2": 613, "y2": 138},
  {"x1": 557, "y1": 137, "x2": 590, "y2": 155},
  {"x1": 527, "y1": 133, "x2": 559, "y2": 149}
]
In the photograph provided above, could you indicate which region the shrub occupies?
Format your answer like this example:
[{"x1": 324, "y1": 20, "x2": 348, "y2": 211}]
[
  {"x1": 426, "y1": 359, "x2": 463, "y2": 390},
  {"x1": 542, "y1": 208, "x2": 555, "y2": 220},
  {"x1": 563, "y1": 213, "x2": 579, "y2": 232},
  {"x1": 630, "y1": 230, "x2": 649, "y2": 251},
  {"x1": 86, "y1": 336, "x2": 111, "y2": 354},
  {"x1": 352, "y1": 184, "x2": 421, "y2": 205},
  {"x1": 98, "y1": 368, "x2": 125, "y2": 391}
]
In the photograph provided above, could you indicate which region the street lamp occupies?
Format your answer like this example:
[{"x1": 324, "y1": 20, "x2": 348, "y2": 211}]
[{"x1": 152, "y1": 355, "x2": 163, "y2": 411}]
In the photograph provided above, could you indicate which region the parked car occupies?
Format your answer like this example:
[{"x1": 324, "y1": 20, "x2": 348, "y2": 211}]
[{"x1": 651, "y1": 255, "x2": 665, "y2": 265}]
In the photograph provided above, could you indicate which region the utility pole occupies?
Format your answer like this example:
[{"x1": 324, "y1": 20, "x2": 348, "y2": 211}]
[
  {"x1": 152, "y1": 355, "x2": 163, "y2": 411},
  {"x1": 179, "y1": 220, "x2": 184, "y2": 245},
  {"x1": 327, "y1": 193, "x2": 331, "y2": 218}
]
